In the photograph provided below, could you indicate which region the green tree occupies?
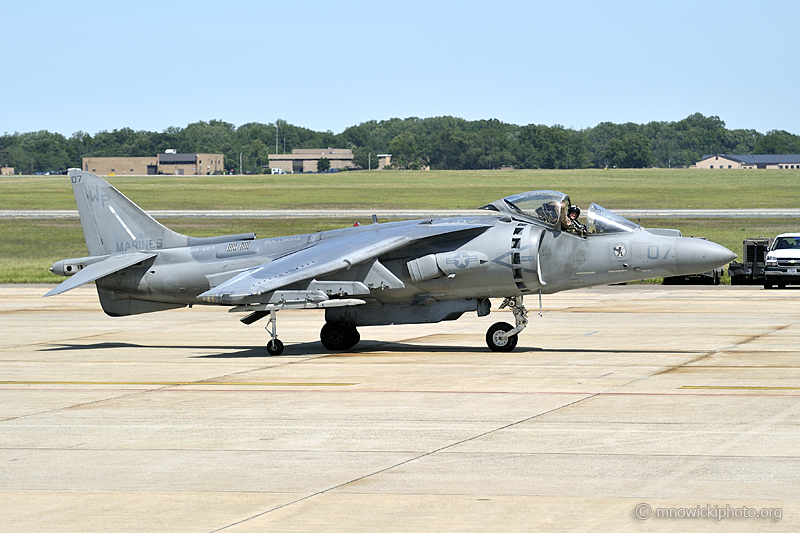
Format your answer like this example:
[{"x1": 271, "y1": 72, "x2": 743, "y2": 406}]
[
  {"x1": 388, "y1": 131, "x2": 419, "y2": 169},
  {"x1": 605, "y1": 134, "x2": 655, "y2": 168},
  {"x1": 317, "y1": 157, "x2": 330, "y2": 172},
  {"x1": 250, "y1": 139, "x2": 267, "y2": 172},
  {"x1": 754, "y1": 130, "x2": 800, "y2": 154}
]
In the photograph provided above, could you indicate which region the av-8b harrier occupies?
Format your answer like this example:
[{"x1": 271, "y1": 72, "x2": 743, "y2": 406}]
[{"x1": 47, "y1": 170, "x2": 736, "y2": 355}]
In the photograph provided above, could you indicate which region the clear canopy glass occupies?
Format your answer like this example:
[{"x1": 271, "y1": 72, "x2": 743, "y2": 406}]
[
  {"x1": 585, "y1": 203, "x2": 639, "y2": 234},
  {"x1": 502, "y1": 191, "x2": 569, "y2": 228},
  {"x1": 500, "y1": 191, "x2": 640, "y2": 235}
]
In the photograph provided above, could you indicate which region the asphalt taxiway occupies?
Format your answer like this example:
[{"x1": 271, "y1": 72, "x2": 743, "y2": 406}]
[{"x1": 1, "y1": 284, "x2": 799, "y2": 531}]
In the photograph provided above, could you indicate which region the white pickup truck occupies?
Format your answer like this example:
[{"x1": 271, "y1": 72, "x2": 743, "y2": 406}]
[{"x1": 764, "y1": 233, "x2": 800, "y2": 289}]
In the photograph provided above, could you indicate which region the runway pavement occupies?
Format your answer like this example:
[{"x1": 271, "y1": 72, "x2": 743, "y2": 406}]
[{"x1": 1, "y1": 284, "x2": 798, "y2": 531}]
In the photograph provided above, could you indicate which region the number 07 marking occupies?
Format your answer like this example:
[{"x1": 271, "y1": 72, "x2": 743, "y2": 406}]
[{"x1": 647, "y1": 244, "x2": 673, "y2": 259}]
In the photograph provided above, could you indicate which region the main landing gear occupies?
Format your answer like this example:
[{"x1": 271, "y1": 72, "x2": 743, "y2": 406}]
[
  {"x1": 320, "y1": 322, "x2": 361, "y2": 351},
  {"x1": 265, "y1": 311, "x2": 284, "y2": 355},
  {"x1": 251, "y1": 309, "x2": 360, "y2": 354},
  {"x1": 486, "y1": 296, "x2": 529, "y2": 352}
]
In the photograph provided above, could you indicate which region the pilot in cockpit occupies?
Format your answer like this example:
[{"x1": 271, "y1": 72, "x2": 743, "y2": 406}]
[{"x1": 560, "y1": 199, "x2": 587, "y2": 237}]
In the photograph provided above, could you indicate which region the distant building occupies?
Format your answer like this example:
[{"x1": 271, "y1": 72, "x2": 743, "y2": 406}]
[
  {"x1": 694, "y1": 154, "x2": 800, "y2": 170},
  {"x1": 82, "y1": 152, "x2": 224, "y2": 175},
  {"x1": 156, "y1": 152, "x2": 224, "y2": 175},
  {"x1": 377, "y1": 154, "x2": 392, "y2": 170},
  {"x1": 1, "y1": 167, "x2": 14, "y2": 175},
  {"x1": 268, "y1": 148, "x2": 355, "y2": 173}
]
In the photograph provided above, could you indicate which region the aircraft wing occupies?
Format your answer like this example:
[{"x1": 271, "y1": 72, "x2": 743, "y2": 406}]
[
  {"x1": 198, "y1": 220, "x2": 492, "y2": 305},
  {"x1": 44, "y1": 252, "x2": 158, "y2": 297}
]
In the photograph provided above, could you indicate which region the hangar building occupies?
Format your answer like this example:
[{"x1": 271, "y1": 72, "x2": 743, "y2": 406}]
[
  {"x1": 694, "y1": 154, "x2": 800, "y2": 169},
  {"x1": 268, "y1": 148, "x2": 355, "y2": 173},
  {"x1": 82, "y1": 151, "x2": 225, "y2": 175}
]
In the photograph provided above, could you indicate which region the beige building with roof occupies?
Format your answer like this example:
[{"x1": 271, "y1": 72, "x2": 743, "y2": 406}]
[
  {"x1": 268, "y1": 148, "x2": 355, "y2": 173},
  {"x1": 83, "y1": 152, "x2": 224, "y2": 175},
  {"x1": 694, "y1": 154, "x2": 800, "y2": 170}
]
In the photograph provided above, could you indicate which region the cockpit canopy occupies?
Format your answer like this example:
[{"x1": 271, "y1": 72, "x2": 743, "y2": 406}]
[{"x1": 480, "y1": 190, "x2": 640, "y2": 235}]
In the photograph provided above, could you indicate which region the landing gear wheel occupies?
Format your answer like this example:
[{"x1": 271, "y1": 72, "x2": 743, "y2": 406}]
[
  {"x1": 486, "y1": 321, "x2": 518, "y2": 352},
  {"x1": 320, "y1": 323, "x2": 355, "y2": 351},
  {"x1": 348, "y1": 328, "x2": 361, "y2": 349},
  {"x1": 764, "y1": 283, "x2": 774, "y2": 290},
  {"x1": 266, "y1": 338, "x2": 284, "y2": 355}
]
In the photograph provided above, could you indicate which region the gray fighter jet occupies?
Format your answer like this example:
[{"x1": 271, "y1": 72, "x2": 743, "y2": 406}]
[{"x1": 46, "y1": 169, "x2": 736, "y2": 354}]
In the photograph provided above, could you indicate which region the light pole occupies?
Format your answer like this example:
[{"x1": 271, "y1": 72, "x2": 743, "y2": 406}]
[{"x1": 239, "y1": 153, "x2": 243, "y2": 175}]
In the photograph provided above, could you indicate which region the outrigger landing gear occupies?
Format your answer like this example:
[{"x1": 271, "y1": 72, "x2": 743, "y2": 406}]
[
  {"x1": 320, "y1": 322, "x2": 361, "y2": 351},
  {"x1": 265, "y1": 311, "x2": 284, "y2": 355},
  {"x1": 486, "y1": 296, "x2": 529, "y2": 352}
]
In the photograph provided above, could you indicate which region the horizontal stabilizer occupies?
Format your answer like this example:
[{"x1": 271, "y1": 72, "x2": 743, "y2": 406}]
[{"x1": 44, "y1": 252, "x2": 157, "y2": 297}]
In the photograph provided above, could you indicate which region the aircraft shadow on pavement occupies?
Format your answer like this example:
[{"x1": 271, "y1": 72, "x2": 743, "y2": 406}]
[
  {"x1": 44, "y1": 342, "x2": 146, "y2": 351},
  {"x1": 195, "y1": 341, "x2": 505, "y2": 358},
  {"x1": 41, "y1": 341, "x2": 699, "y2": 359},
  {"x1": 196, "y1": 341, "x2": 701, "y2": 358},
  {"x1": 43, "y1": 342, "x2": 272, "y2": 358}
]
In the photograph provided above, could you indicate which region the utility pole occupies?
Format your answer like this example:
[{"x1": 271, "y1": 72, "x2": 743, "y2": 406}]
[
  {"x1": 276, "y1": 121, "x2": 279, "y2": 155},
  {"x1": 239, "y1": 153, "x2": 242, "y2": 175},
  {"x1": 368, "y1": 152, "x2": 371, "y2": 170}
]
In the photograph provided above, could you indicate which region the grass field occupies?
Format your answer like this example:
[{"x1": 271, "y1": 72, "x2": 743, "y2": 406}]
[
  {"x1": 2, "y1": 168, "x2": 800, "y2": 210},
  {"x1": 2, "y1": 169, "x2": 798, "y2": 283}
]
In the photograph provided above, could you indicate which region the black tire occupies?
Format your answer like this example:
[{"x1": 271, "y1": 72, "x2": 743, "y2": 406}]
[
  {"x1": 266, "y1": 338, "x2": 284, "y2": 355},
  {"x1": 764, "y1": 283, "x2": 774, "y2": 290},
  {"x1": 486, "y1": 322, "x2": 518, "y2": 352},
  {"x1": 347, "y1": 328, "x2": 361, "y2": 349},
  {"x1": 320, "y1": 322, "x2": 354, "y2": 351}
]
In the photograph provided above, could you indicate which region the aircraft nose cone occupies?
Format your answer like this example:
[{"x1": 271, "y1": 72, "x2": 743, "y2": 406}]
[{"x1": 674, "y1": 238, "x2": 737, "y2": 275}]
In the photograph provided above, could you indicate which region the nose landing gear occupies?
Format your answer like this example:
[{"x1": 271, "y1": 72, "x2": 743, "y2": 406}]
[{"x1": 486, "y1": 296, "x2": 529, "y2": 352}]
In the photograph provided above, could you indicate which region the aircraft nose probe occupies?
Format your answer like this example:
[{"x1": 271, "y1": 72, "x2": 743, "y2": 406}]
[{"x1": 673, "y1": 238, "x2": 737, "y2": 276}]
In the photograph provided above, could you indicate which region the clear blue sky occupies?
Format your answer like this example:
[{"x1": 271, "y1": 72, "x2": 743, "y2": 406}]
[{"x1": 4, "y1": 0, "x2": 799, "y2": 137}]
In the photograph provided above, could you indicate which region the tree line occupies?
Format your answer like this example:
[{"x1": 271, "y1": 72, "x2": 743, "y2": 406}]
[{"x1": 2, "y1": 113, "x2": 800, "y2": 174}]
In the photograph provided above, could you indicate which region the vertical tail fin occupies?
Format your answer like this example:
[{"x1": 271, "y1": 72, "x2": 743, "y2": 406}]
[{"x1": 69, "y1": 169, "x2": 190, "y2": 256}]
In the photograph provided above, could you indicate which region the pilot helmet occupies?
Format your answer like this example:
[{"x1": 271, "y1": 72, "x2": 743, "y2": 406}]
[{"x1": 567, "y1": 205, "x2": 581, "y2": 219}]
